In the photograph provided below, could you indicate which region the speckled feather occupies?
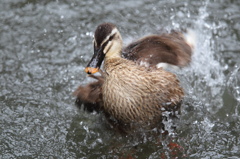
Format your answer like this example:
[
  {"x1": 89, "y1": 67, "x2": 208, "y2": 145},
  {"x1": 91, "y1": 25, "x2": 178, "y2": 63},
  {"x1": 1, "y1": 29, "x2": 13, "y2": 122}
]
[{"x1": 102, "y1": 57, "x2": 184, "y2": 125}]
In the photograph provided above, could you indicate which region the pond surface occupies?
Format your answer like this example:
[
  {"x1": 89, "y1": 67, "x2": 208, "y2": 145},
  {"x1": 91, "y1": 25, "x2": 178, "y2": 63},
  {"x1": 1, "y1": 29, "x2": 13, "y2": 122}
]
[{"x1": 1, "y1": 0, "x2": 240, "y2": 158}]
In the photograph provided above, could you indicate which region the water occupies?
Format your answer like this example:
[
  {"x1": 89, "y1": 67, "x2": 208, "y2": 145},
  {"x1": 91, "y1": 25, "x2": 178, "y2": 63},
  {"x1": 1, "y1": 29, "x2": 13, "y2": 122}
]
[{"x1": 1, "y1": 0, "x2": 240, "y2": 158}]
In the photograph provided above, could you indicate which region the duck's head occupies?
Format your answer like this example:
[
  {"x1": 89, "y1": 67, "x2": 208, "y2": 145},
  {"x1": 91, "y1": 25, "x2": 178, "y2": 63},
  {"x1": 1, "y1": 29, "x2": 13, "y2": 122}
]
[{"x1": 85, "y1": 23, "x2": 122, "y2": 74}]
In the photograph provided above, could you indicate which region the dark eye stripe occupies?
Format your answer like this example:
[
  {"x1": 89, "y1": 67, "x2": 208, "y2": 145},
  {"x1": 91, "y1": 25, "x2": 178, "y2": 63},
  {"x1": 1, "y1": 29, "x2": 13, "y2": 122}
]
[
  {"x1": 101, "y1": 33, "x2": 116, "y2": 48},
  {"x1": 109, "y1": 33, "x2": 116, "y2": 41},
  {"x1": 100, "y1": 33, "x2": 116, "y2": 53},
  {"x1": 102, "y1": 41, "x2": 109, "y2": 50},
  {"x1": 102, "y1": 34, "x2": 114, "y2": 53}
]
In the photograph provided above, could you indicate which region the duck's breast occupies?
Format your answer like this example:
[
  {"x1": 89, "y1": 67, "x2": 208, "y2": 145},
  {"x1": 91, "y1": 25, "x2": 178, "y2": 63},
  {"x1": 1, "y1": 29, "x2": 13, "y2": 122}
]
[{"x1": 102, "y1": 58, "x2": 184, "y2": 123}]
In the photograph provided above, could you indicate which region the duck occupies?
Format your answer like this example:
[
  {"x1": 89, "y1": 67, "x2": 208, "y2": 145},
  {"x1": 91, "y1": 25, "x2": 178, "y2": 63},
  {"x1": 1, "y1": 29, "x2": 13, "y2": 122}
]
[{"x1": 74, "y1": 23, "x2": 194, "y2": 132}]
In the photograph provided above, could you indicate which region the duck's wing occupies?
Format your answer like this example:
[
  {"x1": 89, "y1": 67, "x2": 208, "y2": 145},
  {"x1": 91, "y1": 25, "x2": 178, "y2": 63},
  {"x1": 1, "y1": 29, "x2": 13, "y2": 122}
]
[
  {"x1": 122, "y1": 31, "x2": 194, "y2": 68},
  {"x1": 73, "y1": 74, "x2": 103, "y2": 113}
]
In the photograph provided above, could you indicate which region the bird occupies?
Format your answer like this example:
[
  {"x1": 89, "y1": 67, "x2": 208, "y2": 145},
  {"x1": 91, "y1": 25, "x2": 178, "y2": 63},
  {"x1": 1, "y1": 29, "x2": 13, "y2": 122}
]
[{"x1": 74, "y1": 23, "x2": 194, "y2": 133}]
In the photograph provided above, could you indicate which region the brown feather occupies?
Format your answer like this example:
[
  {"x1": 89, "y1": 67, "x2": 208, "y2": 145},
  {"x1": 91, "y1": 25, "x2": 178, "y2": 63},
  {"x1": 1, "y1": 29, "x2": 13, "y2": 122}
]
[
  {"x1": 103, "y1": 57, "x2": 183, "y2": 127},
  {"x1": 123, "y1": 31, "x2": 192, "y2": 67},
  {"x1": 73, "y1": 75, "x2": 103, "y2": 112}
]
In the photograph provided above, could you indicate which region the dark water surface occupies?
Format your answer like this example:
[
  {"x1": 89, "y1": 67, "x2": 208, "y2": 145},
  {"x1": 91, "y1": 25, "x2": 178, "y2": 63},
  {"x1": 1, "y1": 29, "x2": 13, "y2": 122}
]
[{"x1": 1, "y1": 0, "x2": 240, "y2": 158}]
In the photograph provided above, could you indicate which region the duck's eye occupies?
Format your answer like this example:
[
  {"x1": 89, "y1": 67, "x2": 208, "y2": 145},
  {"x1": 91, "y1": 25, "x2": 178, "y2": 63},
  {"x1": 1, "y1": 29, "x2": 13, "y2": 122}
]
[{"x1": 108, "y1": 33, "x2": 116, "y2": 41}]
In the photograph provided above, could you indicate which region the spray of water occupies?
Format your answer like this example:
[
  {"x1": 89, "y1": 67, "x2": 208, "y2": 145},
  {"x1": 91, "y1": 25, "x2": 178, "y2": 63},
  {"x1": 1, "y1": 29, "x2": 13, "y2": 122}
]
[
  {"x1": 227, "y1": 65, "x2": 240, "y2": 117},
  {"x1": 182, "y1": 1, "x2": 225, "y2": 113}
]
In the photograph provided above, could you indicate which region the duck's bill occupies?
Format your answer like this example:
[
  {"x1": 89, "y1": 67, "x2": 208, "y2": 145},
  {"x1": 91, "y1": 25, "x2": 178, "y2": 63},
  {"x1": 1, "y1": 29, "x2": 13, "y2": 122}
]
[
  {"x1": 85, "y1": 47, "x2": 105, "y2": 74},
  {"x1": 85, "y1": 67, "x2": 99, "y2": 74}
]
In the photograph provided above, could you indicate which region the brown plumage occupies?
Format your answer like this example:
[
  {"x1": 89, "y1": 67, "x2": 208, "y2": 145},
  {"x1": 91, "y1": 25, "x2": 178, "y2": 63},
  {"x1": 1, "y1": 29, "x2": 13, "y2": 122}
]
[
  {"x1": 103, "y1": 58, "x2": 183, "y2": 125},
  {"x1": 123, "y1": 32, "x2": 192, "y2": 67},
  {"x1": 73, "y1": 74, "x2": 103, "y2": 112},
  {"x1": 74, "y1": 23, "x2": 194, "y2": 132}
]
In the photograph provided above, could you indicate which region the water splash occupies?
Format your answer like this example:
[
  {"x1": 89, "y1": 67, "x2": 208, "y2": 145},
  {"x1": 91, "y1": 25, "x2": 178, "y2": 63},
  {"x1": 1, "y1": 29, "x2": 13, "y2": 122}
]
[
  {"x1": 227, "y1": 65, "x2": 240, "y2": 102},
  {"x1": 1, "y1": 0, "x2": 239, "y2": 158},
  {"x1": 181, "y1": 0, "x2": 226, "y2": 115},
  {"x1": 227, "y1": 65, "x2": 240, "y2": 117}
]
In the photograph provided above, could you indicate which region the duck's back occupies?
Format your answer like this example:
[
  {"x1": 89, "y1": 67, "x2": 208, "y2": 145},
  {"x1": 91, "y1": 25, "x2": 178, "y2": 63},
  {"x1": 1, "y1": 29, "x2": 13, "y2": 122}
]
[{"x1": 102, "y1": 57, "x2": 184, "y2": 125}]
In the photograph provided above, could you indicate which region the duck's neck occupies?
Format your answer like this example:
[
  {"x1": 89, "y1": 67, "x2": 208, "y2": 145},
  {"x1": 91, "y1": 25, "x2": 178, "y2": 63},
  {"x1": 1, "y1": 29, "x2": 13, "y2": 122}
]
[
  {"x1": 104, "y1": 51, "x2": 125, "y2": 74},
  {"x1": 104, "y1": 38, "x2": 124, "y2": 74},
  {"x1": 105, "y1": 38, "x2": 123, "y2": 60},
  {"x1": 105, "y1": 50, "x2": 121, "y2": 59}
]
